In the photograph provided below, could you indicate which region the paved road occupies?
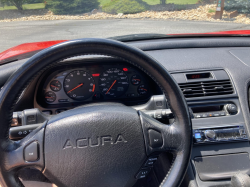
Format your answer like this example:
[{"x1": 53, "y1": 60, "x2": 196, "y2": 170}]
[{"x1": 1, "y1": 19, "x2": 250, "y2": 52}]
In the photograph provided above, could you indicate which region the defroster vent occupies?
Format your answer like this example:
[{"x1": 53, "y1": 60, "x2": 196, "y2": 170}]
[{"x1": 179, "y1": 80, "x2": 234, "y2": 98}]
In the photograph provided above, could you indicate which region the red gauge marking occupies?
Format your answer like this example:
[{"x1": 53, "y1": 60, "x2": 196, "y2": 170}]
[
  {"x1": 92, "y1": 74, "x2": 100, "y2": 77},
  {"x1": 123, "y1": 68, "x2": 128, "y2": 71},
  {"x1": 92, "y1": 84, "x2": 95, "y2": 92},
  {"x1": 141, "y1": 88, "x2": 147, "y2": 91},
  {"x1": 67, "y1": 83, "x2": 83, "y2": 94},
  {"x1": 133, "y1": 79, "x2": 141, "y2": 81},
  {"x1": 106, "y1": 80, "x2": 117, "y2": 94},
  {"x1": 51, "y1": 85, "x2": 59, "y2": 88}
]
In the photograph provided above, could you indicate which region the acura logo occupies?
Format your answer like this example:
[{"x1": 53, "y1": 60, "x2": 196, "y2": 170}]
[{"x1": 63, "y1": 134, "x2": 127, "y2": 149}]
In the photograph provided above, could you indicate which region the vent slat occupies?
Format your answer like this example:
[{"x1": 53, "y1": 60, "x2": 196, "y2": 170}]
[
  {"x1": 178, "y1": 79, "x2": 233, "y2": 98},
  {"x1": 179, "y1": 83, "x2": 202, "y2": 87},
  {"x1": 203, "y1": 85, "x2": 232, "y2": 88},
  {"x1": 180, "y1": 86, "x2": 202, "y2": 89},
  {"x1": 202, "y1": 80, "x2": 230, "y2": 84},
  {"x1": 204, "y1": 87, "x2": 233, "y2": 91}
]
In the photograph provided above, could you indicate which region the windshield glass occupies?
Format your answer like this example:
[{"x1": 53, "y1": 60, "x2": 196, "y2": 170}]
[{"x1": 1, "y1": 0, "x2": 250, "y2": 52}]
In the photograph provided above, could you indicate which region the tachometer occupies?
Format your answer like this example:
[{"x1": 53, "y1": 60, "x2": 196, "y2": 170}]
[
  {"x1": 64, "y1": 70, "x2": 95, "y2": 101},
  {"x1": 99, "y1": 68, "x2": 129, "y2": 98}
]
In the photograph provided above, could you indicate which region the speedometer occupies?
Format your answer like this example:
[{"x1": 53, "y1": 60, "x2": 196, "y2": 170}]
[
  {"x1": 99, "y1": 68, "x2": 129, "y2": 98},
  {"x1": 64, "y1": 70, "x2": 95, "y2": 101}
]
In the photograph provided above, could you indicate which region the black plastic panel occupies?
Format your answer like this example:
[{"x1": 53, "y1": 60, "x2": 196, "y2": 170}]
[{"x1": 194, "y1": 153, "x2": 250, "y2": 181}]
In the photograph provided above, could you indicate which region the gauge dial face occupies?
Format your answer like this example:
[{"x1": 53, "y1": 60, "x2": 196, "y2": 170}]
[
  {"x1": 138, "y1": 84, "x2": 148, "y2": 95},
  {"x1": 99, "y1": 68, "x2": 129, "y2": 98},
  {"x1": 131, "y1": 75, "x2": 141, "y2": 85},
  {"x1": 63, "y1": 70, "x2": 95, "y2": 101},
  {"x1": 50, "y1": 80, "x2": 62, "y2": 92},
  {"x1": 45, "y1": 91, "x2": 56, "y2": 103}
]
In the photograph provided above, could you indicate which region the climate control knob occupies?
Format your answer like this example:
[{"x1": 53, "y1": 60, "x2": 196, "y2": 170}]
[
  {"x1": 204, "y1": 130, "x2": 216, "y2": 140},
  {"x1": 226, "y1": 104, "x2": 238, "y2": 115}
]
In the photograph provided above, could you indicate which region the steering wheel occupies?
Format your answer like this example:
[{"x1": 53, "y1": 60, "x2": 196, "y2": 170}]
[{"x1": 0, "y1": 38, "x2": 192, "y2": 187}]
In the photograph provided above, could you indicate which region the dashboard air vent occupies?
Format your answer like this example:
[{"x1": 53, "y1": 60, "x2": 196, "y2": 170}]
[{"x1": 179, "y1": 80, "x2": 234, "y2": 98}]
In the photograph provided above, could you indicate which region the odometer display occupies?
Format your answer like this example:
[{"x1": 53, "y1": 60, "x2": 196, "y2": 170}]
[
  {"x1": 64, "y1": 70, "x2": 95, "y2": 101},
  {"x1": 99, "y1": 68, "x2": 129, "y2": 98}
]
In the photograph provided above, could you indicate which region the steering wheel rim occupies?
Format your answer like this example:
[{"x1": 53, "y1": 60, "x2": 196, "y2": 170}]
[{"x1": 0, "y1": 38, "x2": 192, "y2": 187}]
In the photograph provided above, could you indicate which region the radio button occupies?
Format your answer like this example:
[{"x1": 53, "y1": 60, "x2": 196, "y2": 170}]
[
  {"x1": 204, "y1": 130, "x2": 216, "y2": 140},
  {"x1": 213, "y1": 112, "x2": 220, "y2": 117},
  {"x1": 219, "y1": 111, "x2": 226, "y2": 116},
  {"x1": 196, "y1": 114, "x2": 202, "y2": 118},
  {"x1": 207, "y1": 113, "x2": 214, "y2": 117},
  {"x1": 239, "y1": 129, "x2": 246, "y2": 135},
  {"x1": 201, "y1": 113, "x2": 208, "y2": 118}
]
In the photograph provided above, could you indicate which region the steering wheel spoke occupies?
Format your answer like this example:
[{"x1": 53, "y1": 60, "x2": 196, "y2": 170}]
[
  {"x1": 1, "y1": 122, "x2": 45, "y2": 172},
  {"x1": 139, "y1": 111, "x2": 183, "y2": 155}
]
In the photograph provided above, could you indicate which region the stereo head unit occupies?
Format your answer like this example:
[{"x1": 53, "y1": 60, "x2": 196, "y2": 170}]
[{"x1": 193, "y1": 126, "x2": 248, "y2": 144}]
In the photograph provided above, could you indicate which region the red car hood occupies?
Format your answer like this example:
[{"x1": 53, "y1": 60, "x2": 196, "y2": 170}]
[{"x1": 1, "y1": 30, "x2": 250, "y2": 65}]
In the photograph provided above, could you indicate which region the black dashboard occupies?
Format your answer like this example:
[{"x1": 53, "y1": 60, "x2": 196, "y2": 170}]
[{"x1": 2, "y1": 36, "x2": 250, "y2": 187}]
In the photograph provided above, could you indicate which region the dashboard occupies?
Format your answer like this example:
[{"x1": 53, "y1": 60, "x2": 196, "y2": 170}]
[
  {"x1": 34, "y1": 61, "x2": 161, "y2": 114},
  {"x1": 3, "y1": 37, "x2": 250, "y2": 187}
]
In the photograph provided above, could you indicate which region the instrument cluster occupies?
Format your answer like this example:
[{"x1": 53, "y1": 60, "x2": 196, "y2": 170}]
[{"x1": 37, "y1": 63, "x2": 153, "y2": 107}]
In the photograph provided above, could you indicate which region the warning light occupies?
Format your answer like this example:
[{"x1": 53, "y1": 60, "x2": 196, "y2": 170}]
[
  {"x1": 92, "y1": 74, "x2": 100, "y2": 77},
  {"x1": 123, "y1": 68, "x2": 128, "y2": 71}
]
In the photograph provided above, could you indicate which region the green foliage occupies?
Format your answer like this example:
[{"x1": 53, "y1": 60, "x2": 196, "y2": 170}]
[
  {"x1": 175, "y1": 4, "x2": 187, "y2": 10},
  {"x1": 102, "y1": 0, "x2": 148, "y2": 14},
  {"x1": 208, "y1": 8, "x2": 215, "y2": 13},
  {"x1": 224, "y1": 0, "x2": 250, "y2": 13},
  {"x1": 46, "y1": 0, "x2": 100, "y2": 15}
]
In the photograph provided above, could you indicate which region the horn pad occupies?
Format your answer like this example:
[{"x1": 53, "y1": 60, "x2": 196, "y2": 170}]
[{"x1": 43, "y1": 103, "x2": 146, "y2": 187}]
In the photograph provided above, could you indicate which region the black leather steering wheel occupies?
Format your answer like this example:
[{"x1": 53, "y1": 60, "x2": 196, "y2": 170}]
[{"x1": 0, "y1": 38, "x2": 192, "y2": 187}]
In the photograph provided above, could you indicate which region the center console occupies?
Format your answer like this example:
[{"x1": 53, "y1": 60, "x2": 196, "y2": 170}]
[{"x1": 171, "y1": 69, "x2": 249, "y2": 187}]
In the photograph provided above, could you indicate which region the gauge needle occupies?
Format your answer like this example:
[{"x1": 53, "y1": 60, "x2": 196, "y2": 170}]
[
  {"x1": 67, "y1": 83, "x2": 83, "y2": 93},
  {"x1": 106, "y1": 80, "x2": 117, "y2": 94},
  {"x1": 133, "y1": 79, "x2": 141, "y2": 81},
  {"x1": 141, "y1": 88, "x2": 147, "y2": 91},
  {"x1": 51, "y1": 85, "x2": 59, "y2": 88}
]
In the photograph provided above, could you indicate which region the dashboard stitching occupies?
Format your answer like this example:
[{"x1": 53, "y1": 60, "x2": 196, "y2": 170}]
[{"x1": 159, "y1": 153, "x2": 176, "y2": 187}]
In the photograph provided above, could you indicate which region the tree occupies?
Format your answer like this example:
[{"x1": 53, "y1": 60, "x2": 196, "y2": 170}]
[
  {"x1": 160, "y1": 0, "x2": 166, "y2": 5},
  {"x1": 0, "y1": 0, "x2": 26, "y2": 10},
  {"x1": 46, "y1": 0, "x2": 100, "y2": 15},
  {"x1": 0, "y1": 0, "x2": 6, "y2": 8},
  {"x1": 225, "y1": 0, "x2": 250, "y2": 13}
]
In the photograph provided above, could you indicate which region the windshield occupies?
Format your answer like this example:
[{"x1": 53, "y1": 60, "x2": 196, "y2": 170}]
[{"x1": 1, "y1": 0, "x2": 250, "y2": 52}]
